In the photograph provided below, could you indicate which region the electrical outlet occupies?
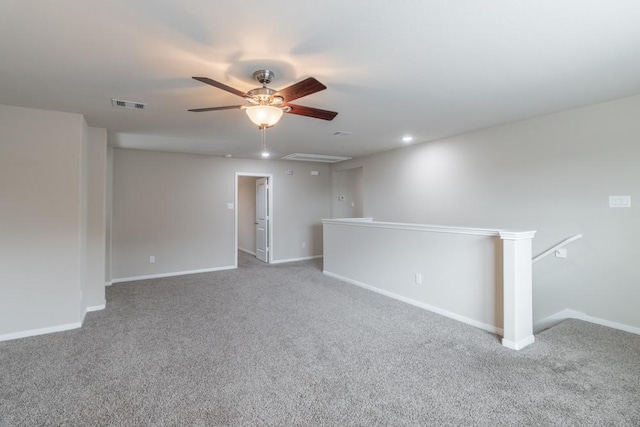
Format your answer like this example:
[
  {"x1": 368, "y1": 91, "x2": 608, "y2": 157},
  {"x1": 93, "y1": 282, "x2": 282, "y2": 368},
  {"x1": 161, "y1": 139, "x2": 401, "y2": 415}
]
[
  {"x1": 150, "y1": 256, "x2": 155, "y2": 263},
  {"x1": 302, "y1": 241, "x2": 306, "y2": 249},
  {"x1": 415, "y1": 273, "x2": 422, "y2": 285},
  {"x1": 609, "y1": 195, "x2": 631, "y2": 208}
]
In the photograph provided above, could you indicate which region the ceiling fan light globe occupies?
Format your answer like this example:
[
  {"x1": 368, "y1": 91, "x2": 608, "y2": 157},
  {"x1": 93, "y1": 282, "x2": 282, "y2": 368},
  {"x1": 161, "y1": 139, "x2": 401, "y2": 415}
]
[{"x1": 246, "y1": 105, "x2": 284, "y2": 127}]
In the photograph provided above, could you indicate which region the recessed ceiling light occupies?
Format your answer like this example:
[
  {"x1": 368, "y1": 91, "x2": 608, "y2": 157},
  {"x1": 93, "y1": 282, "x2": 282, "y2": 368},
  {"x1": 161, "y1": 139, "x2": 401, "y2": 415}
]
[
  {"x1": 402, "y1": 135, "x2": 413, "y2": 143},
  {"x1": 224, "y1": 154, "x2": 232, "y2": 158},
  {"x1": 261, "y1": 151, "x2": 270, "y2": 159}
]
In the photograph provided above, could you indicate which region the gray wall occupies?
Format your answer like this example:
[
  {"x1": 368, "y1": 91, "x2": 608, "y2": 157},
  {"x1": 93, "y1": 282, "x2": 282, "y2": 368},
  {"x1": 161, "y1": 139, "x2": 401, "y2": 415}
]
[
  {"x1": 105, "y1": 147, "x2": 113, "y2": 284},
  {"x1": 324, "y1": 221, "x2": 503, "y2": 332},
  {"x1": 0, "y1": 104, "x2": 107, "y2": 338},
  {"x1": 331, "y1": 167, "x2": 363, "y2": 218},
  {"x1": 111, "y1": 149, "x2": 330, "y2": 280},
  {"x1": 333, "y1": 94, "x2": 640, "y2": 329},
  {"x1": 87, "y1": 127, "x2": 108, "y2": 307}
]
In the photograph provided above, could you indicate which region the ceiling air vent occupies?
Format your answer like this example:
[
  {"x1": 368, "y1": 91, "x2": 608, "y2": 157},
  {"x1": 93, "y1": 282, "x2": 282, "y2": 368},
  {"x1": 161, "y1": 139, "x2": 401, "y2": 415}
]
[
  {"x1": 111, "y1": 99, "x2": 147, "y2": 110},
  {"x1": 281, "y1": 153, "x2": 352, "y2": 163}
]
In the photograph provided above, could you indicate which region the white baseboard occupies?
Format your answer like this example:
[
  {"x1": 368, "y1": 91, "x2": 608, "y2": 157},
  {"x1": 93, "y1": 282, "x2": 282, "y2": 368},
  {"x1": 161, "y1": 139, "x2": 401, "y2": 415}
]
[
  {"x1": 238, "y1": 247, "x2": 256, "y2": 255},
  {"x1": 271, "y1": 255, "x2": 323, "y2": 264},
  {"x1": 0, "y1": 321, "x2": 82, "y2": 342},
  {"x1": 105, "y1": 281, "x2": 112, "y2": 287},
  {"x1": 323, "y1": 270, "x2": 503, "y2": 336},
  {"x1": 87, "y1": 303, "x2": 106, "y2": 312},
  {"x1": 502, "y1": 335, "x2": 536, "y2": 350},
  {"x1": 0, "y1": 300, "x2": 107, "y2": 343},
  {"x1": 535, "y1": 309, "x2": 640, "y2": 335},
  {"x1": 111, "y1": 265, "x2": 236, "y2": 283}
]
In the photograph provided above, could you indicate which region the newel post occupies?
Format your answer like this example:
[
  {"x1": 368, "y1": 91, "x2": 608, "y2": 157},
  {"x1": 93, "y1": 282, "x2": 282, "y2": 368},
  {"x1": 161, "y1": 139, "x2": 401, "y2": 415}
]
[{"x1": 499, "y1": 230, "x2": 537, "y2": 350}]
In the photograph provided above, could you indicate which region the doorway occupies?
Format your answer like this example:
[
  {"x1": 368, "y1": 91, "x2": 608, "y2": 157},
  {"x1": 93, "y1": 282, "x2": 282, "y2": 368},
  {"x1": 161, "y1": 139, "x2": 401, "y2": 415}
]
[{"x1": 235, "y1": 173, "x2": 273, "y2": 267}]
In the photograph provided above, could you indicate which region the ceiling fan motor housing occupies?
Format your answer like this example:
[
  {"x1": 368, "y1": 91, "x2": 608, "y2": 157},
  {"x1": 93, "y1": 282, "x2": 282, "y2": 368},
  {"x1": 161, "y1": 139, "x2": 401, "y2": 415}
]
[
  {"x1": 246, "y1": 87, "x2": 284, "y2": 106},
  {"x1": 252, "y1": 69, "x2": 275, "y2": 85},
  {"x1": 249, "y1": 70, "x2": 283, "y2": 106}
]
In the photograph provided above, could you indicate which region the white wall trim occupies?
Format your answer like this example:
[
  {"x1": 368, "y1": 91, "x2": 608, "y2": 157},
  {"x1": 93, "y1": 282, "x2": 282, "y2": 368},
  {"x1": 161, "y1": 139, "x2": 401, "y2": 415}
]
[
  {"x1": 0, "y1": 322, "x2": 82, "y2": 342},
  {"x1": 535, "y1": 309, "x2": 640, "y2": 335},
  {"x1": 498, "y1": 230, "x2": 538, "y2": 240},
  {"x1": 105, "y1": 281, "x2": 112, "y2": 287},
  {"x1": 87, "y1": 303, "x2": 106, "y2": 312},
  {"x1": 1, "y1": 302, "x2": 107, "y2": 343},
  {"x1": 321, "y1": 218, "x2": 525, "y2": 237},
  {"x1": 238, "y1": 247, "x2": 256, "y2": 256},
  {"x1": 111, "y1": 265, "x2": 236, "y2": 283},
  {"x1": 502, "y1": 335, "x2": 536, "y2": 350},
  {"x1": 272, "y1": 255, "x2": 323, "y2": 264},
  {"x1": 235, "y1": 172, "x2": 274, "y2": 266},
  {"x1": 323, "y1": 270, "x2": 503, "y2": 336}
]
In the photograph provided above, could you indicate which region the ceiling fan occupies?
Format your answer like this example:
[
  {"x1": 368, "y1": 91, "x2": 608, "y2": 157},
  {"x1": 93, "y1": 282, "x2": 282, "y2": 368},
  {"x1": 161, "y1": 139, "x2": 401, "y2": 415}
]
[{"x1": 188, "y1": 69, "x2": 338, "y2": 127}]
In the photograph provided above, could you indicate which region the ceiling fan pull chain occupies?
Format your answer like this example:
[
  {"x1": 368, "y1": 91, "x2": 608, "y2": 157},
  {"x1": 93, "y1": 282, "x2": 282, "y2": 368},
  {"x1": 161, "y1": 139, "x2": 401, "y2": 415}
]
[{"x1": 260, "y1": 126, "x2": 270, "y2": 159}]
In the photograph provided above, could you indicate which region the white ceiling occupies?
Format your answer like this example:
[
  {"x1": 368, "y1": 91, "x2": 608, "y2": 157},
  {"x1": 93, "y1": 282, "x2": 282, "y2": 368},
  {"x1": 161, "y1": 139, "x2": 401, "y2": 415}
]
[{"x1": 2, "y1": 1, "x2": 640, "y2": 160}]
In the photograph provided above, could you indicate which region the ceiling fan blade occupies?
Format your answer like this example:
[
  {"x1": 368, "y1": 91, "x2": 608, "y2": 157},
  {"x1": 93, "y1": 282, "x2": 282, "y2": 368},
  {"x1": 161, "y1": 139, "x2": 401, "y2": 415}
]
[
  {"x1": 192, "y1": 77, "x2": 247, "y2": 98},
  {"x1": 285, "y1": 104, "x2": 338, "y2": 121},
  {"x1": 276, "y1": 77, "x2": 327, "y2": 102},
  {"x1": 188, "y1": 105, "x2": 243, "y2": 112}
]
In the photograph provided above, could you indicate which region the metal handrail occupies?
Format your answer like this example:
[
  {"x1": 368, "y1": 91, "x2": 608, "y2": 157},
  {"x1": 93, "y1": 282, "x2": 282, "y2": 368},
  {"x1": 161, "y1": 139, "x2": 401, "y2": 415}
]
[{"x1": 532, "y1": 234, "x2": 583, "y2": 263}]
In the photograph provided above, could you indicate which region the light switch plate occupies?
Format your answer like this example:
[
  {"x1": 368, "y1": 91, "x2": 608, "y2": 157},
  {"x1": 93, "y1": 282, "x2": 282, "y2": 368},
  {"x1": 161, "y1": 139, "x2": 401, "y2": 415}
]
[{"x1": 227, "y1": 203, "x2": 234, "y2": 210}]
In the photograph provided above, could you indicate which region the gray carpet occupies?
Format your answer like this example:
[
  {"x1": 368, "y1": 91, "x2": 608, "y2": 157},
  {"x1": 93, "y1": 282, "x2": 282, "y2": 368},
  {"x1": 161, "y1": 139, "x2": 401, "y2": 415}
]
[{"x1": 1, "y1": 252, "x2": 639, "y2": 426}]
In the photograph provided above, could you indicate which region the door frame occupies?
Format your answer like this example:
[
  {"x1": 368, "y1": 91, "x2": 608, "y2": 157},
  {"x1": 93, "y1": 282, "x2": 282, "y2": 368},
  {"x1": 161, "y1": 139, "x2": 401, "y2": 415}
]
[{"x1": 235, "y1": 172, "x2": 274, "y2": 267}]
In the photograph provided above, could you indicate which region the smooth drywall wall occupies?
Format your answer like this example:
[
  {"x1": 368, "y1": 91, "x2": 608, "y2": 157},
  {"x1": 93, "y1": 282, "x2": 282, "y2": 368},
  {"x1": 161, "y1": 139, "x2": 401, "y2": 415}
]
[
  {"x1": 238, "y1": 176, "x2": 257, "y2": 254},
  {"x1": 105, "y1": 147, "x2": 113, "y2": 284},
  {"x1": 111, "y1": 149, "x2": 330, "y2": 280},
  {"x1": 333, "y1": 95, "x2": 640, "y2": 329},
  {"x1": 331, "y1": 167, "x2": 363, "y2": 218},
  {"x1": 324, "y1": 221, "x2": 503, "y2": 332},
  {"x1": 79, "y1": 118, "x2": 89, "y2": 317},
  {"x1": 0, "y1": 104, "x2": 84, "y2": 335},
  {"x1": 86, "y1": 127, "x2": 107, "y2": 307}
]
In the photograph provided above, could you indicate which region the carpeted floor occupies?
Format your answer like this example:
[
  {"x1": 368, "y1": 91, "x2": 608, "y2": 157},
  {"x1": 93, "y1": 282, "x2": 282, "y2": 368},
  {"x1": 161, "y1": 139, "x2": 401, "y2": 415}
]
[{"x1": 1, "y1": 252, "x2": 639, "y2": 426}]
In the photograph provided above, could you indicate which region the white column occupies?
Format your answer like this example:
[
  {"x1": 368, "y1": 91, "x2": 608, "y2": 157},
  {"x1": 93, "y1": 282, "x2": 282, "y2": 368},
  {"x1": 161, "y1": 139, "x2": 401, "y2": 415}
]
[{"x1": 499, "y1": 230, "x2": 537, "y2": 350}]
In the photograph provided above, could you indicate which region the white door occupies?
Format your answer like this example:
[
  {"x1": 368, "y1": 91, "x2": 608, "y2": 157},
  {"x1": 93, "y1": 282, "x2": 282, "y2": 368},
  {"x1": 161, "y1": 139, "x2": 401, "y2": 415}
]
[{"x1": 255, "y1": 177, "x2": 269, "y2": 262}]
